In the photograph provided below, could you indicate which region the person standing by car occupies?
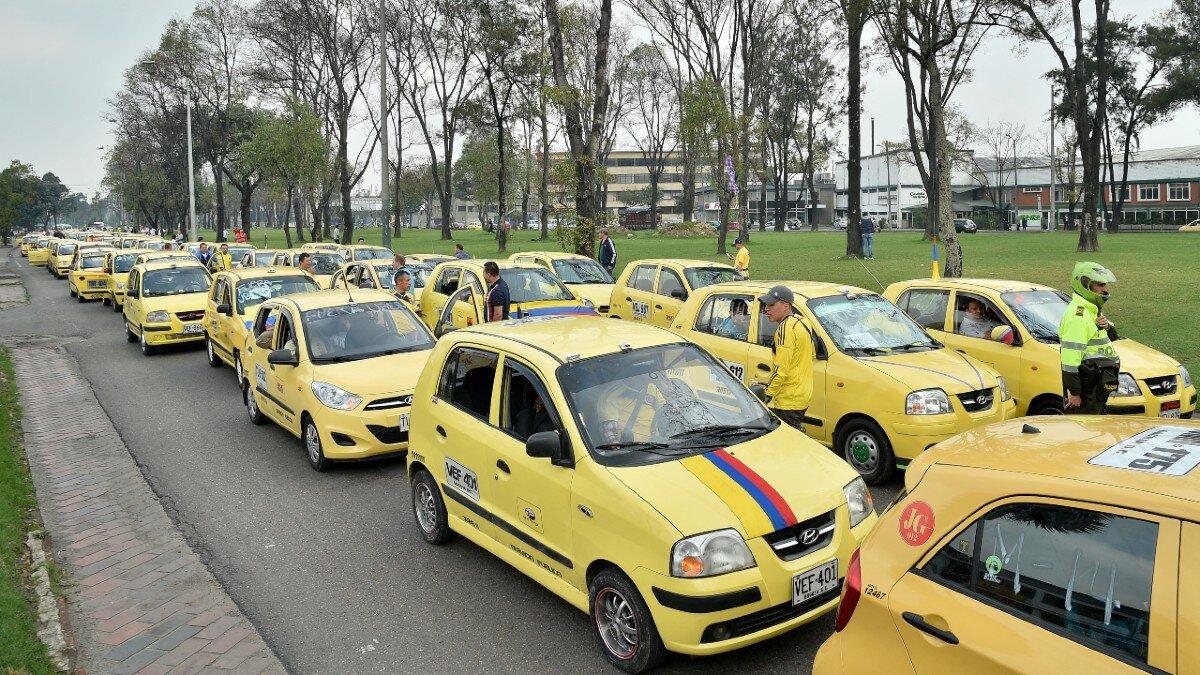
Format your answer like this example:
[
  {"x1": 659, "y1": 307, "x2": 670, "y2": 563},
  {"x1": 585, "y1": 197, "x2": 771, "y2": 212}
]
[
  {"x1": 728, "y1": 237, "x2": 750, "y2": 278},
  {"x1": 215, "y1": 243, "x2": 233, "y2": 271},
  {"x1": 392, "y1": 269, "x2": 414, "y2": 305},
  {"x1": 454, "y1": 243, "x2": 470, "y2": 260},
  {"x1": 860, "y1": 216, "x2": 876, "y2": 260},
  {"x1": 391, "y1": 253, "x2": 406, "y2": 272},
  {"x1": 298, "y1": 252, "x2": 315, "y2": 275},
  {"x1": 752, "y1": 286, "x2": 814, "y2": 431},
  {"x1": 1059, "y1": 262, "x2": 1120, "y2": 414},
  {"x1": 597, "y1": 227, "x2": 617, "y2": 275},
  {"x1": 483, "y1": 261, "x2": 510, "y2": 322},
  {"x1": 196, "y1": 243, "x2": 213, "y2": 266}
]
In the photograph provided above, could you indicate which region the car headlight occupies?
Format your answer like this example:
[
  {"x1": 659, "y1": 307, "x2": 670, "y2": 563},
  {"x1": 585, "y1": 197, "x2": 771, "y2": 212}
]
[
  {"x1": 670, "y1": 528, "x2": 756, "y2": 578},
  {"x1": 580, "y1": 298, "x2": 595, "y2": 308},
  {"x1": 116, "y1": 282, "x2": 125, "y2": 290},
  {"x1": 1112, "y1": 373, "x2": 1140, "y2": 398},
  {"x1": 145, "y1": 310, "x2": 171, "y2": 323},
  {"x1": 311, "y1": 381, "x2": 362, "y2": 410},
  {"x1": 996, "y1": 376, "x2": 1011, "y2": 402},
  {"x1": 906, "y1": 389, "x2": 952, "y2": 415},
  {"x1": 844, "y1": 477, "x2": 874, "y2": 528},
  {"x1": 1181, "y1": 366, "x2": 1193, "y2": 389}
]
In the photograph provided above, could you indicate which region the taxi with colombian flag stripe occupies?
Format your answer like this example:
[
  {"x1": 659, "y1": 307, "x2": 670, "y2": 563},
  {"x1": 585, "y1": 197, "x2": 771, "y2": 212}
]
[{"x1": 407, "y1": 317, "x2": 877, "y2": 672}]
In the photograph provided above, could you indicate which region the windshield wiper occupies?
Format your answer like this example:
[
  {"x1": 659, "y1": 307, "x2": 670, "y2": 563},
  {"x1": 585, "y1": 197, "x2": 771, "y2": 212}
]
[
  {"x1": 668, "y1": 424, "x2": 761, "y2": 440},
  {"x1": 850, "y1": 346, "x2": 891, "y2": 356},
  {"x1": 891, "y1": 342, "x2": 935, "y2": 352},
  {"x1": 311, "y1": 354, "x2": 362, "y2": 363},
  {"x1": 593, "y1": 441, "x2": 677, "y2": 456}
]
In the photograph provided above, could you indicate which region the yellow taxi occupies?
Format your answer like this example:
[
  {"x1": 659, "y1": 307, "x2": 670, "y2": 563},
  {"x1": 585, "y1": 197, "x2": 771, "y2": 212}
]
[
  {"x1": 300, "y1": 242, "x2": 341, "y2": 253},
  {"x1": 102, "y1": 250, "x2": 143, "y2": 311},
  {"x1": 419, "y1": 260, "x2": 597, "y2": 334},
  {"x1": 240, "y1": 249, "x2": 283, "y2": 268},
  {"x1": 67, "y1": 247, "x2": 116, "y2": 302},
  {"x1": 19, "y1": 234, "x2": 39, "y2": 256},
  {"x1": 670, "y1": 282, "x2": 1016, "y2": 484},
  {"x1": 27, "y1": 237, "x2": 53, "y2": 266},
  {"x1": 509, "y1": 251, "x2": 615, "y2": 314},
  {"x1": 203, "y1": 267, "x2": 321, "y2": 379},
  {"x1": 135, "y1": 239, "x2": 170, "y2": 252},
  {"x1": 336, "y1": 244, "x2": 394, "y2": 263},
  {"x1": 814, "y1": 415, "x2": 1200, "y2": 675},
  {"x1": 405, "y1": 253, "x2": 456, "y2": 267},
  {"x1": 406, "y1": 317, "x2": 877, "y2": 672},
  {"x1": 884, "y1": 278, "x2": 1197, "y2": 419},
  {"x1": 118, "y1": 235, "x2": 151, "y2": 249},
  {"x1": 272, "y1": 249, "x2": 347, "y2": 288},
  {"x1": 47, "y1": 240, "x2": 80, "y2": 278},
  {"x1": 122, "y1": 259, "x2": 212, "y2": 356},
  {"x1": 608, "y1": 259, "x2": 745, "y2": 328},
  {"x1": 239, "y1": 289, "x2": 435, "y2": 470},
  {"x1": 328, "y1": 259, "x2": 400, "y2": 294}
]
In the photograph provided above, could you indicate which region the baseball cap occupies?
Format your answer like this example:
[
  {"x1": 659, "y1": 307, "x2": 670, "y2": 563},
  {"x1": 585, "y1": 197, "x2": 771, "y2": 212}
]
[
  {"x1": 734, "y1": 237, "x2": 744, "y2": 245},
  {"x1": 758, "y1": 285, "x2": 794, "y2": 305}
]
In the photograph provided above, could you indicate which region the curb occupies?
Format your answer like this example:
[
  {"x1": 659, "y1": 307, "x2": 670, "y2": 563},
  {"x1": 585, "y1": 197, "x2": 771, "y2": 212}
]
[{"x1": 26, "y1": 530, "x2": 71, "y2": 672}]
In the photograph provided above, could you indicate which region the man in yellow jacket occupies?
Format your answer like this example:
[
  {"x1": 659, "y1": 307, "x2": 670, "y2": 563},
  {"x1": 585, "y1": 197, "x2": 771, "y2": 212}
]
[
  {"x1": 1059, "y1": 262, "x2": 1120, "y2": 414},
  {"x1": 752, "y1": 285, "x2": 813, "y2": 431}
]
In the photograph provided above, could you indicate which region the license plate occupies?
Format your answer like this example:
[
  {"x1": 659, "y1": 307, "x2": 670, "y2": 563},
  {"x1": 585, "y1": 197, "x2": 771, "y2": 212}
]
[
  {"x1": 1161, "y1": 407, "x2": 1182, "y2": 418},
  {"x1": 398, "y1": 414, "x2": 410, "y2": 432},
  {"x1": 183, "y1": 323, "x2": 204, "y2": 334},
  {"x1": 88, "y1": 280, "x2": 106, "y2": 288},
  {"x1": 793, "y1": 560, "x2": 838, "y2": 606}
]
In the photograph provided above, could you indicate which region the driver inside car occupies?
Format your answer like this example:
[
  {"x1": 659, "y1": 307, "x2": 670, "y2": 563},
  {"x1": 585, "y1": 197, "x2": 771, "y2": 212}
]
[{"x1": 597, "y1": 371, "x2": 670, "y2": 444}]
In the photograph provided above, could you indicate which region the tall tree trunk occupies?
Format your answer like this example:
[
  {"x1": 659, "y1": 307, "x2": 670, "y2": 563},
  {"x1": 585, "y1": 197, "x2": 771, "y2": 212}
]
[
  {"x1": 212, "y1": 162, "x2": 227, "y2": 242},
  {"x1": 294, "y1": 192, "x2": 307, "y2": 243},
  {"x1": 497, "y1": 123, "x2": 509, "y2": 254},
  {"x1": 539, "y1": 96, "x2": 550, "y2": 240},
  {"x1": 283, "y1": 189, "x2": 294, "y2": 249},
  {"x1": 338, "y1": 115, "x2": 354, "y2": 245},
  {"x1": 239, "y1": 189, "x2": 253, "y2": 236},
  {"x1": 846, "y1": 15, "x2": 864, "y2": 257},
  {"x1": 681, "y1": 148, "x2": 696, "y2": 222}
]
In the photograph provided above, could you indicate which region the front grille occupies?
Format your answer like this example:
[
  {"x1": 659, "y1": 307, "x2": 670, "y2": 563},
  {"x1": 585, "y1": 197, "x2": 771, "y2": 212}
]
[
  {"x1": 176, "y1": 310, "x2": 205, "y2": 321},
  {"x1": 763, "y1": 510, "x2": 835, "y2": 561},
  {"x1": 957, "y1": 388, "x2": 995, "y2": 412},
  {"x1": 700, "y1": 583, "x2": 842, "y2": 643},
  {"x1": 366, "y1": 424, "x2": 409, "y2": 444},
  {"x1": 364, "y1": 395, "x2": 413, "y2": 410},
  {"x1": 1145, "y1": 375, "x2": 1178, "y2": 397}
]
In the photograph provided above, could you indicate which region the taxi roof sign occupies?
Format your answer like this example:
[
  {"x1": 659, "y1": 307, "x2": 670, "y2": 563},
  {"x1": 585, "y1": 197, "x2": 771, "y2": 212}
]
[{"x1": 1088, "y1": 425, "x2": 1200, "y2": 476}]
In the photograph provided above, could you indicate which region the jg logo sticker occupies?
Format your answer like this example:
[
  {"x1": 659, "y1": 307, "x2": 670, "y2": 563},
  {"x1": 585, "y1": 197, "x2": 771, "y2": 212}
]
[{"x1": 898, "y1": 501, "x2": 935, "y2": 547}]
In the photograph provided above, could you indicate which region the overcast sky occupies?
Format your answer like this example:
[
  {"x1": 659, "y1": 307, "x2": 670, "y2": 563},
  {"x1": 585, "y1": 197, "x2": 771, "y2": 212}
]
[{"x1": 1, "y1": 0, "x2": 1193, "y2": 197}]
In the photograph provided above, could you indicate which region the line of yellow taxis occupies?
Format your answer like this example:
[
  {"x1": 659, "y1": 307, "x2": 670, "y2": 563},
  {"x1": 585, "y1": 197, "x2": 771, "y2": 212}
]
[{"x1": 30, "y1": 230, "x2": 1199, "y2": 673}]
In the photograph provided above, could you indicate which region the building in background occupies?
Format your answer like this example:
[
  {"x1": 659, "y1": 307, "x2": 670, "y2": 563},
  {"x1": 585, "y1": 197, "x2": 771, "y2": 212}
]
[{"x1": 693, "y1": 174, "x2": 836, "y2": 227}]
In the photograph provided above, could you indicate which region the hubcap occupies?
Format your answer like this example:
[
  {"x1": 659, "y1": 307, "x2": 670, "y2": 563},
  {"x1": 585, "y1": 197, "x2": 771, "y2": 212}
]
[
  {"x1": 246, "y1": 387, "x2": 258, "y2": 418},
  {"x1": 207, "y1": 338, "x2": 214, "y2": 360},
  {"x1": 414, "y1": 482, "x2": 438, "y2": 534},
  {"x1": 235, "y1": 357, "x2": 243, "y2": 383},
  {"x1": 594, "y1": 588, "x2": 639, "y2": 660},
  {"x1": 847, "y1": 432, "x2": 878, "y2": 471},
  {"x1": 305, "y1": 424, "x2": 321, "y2": 464}
]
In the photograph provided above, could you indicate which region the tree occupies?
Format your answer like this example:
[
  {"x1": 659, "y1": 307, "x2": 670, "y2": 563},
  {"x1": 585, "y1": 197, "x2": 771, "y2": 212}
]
[
  {"x1": 832, "y1": 0, "x2": 873, "y2": 256},
  {"x1": 0, "y1": 161, "x2": 43, "y2": 242},
  {"x1": 622, "y1": 43, "x2": 678, "y2": 230},
  {"x1": 38, "y1": 173, "x2": 71, "y2": 227},
  {"x1": 454, "y1": 133, "x2": 502, "y2": 223},
  {"x1": 963, "y1": 121, "x2": 1030, "y2": 226}
]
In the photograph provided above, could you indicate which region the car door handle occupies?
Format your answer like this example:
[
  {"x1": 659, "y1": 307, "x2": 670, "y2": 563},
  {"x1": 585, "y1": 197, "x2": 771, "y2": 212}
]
[
  {"x1": 655, "y1": 304, "x2": 662, "y2": 309},
  {"x1": 496, "y1": 460, "x2": 510, "y2": 474},
  {"x1": 625, "y1": 296, "x2": 632, "y2": 302},
  {"x1": 757, "y1": 363, "x2": 772, "y2": 372},
  {"x1": 902, "y1": 612, "x2": 959, "y2": 645},
  {"x1": 436, "y1": 425, "x2": 446, "y2": 438}
]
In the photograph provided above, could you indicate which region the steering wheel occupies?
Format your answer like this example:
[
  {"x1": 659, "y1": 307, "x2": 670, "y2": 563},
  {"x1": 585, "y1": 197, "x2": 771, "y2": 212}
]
[
  {"x1": 648, "y1": 378, "x2": 696, "y2": 439},
  {"x1": 868, "y1": 328, "x2": 887, "y2": 343}
]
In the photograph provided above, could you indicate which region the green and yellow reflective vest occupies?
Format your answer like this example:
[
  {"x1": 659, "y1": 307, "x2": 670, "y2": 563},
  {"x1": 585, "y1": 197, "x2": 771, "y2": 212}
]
[{"x1": 1058, "y1": 292, "x2": 1119, "y2": 395}]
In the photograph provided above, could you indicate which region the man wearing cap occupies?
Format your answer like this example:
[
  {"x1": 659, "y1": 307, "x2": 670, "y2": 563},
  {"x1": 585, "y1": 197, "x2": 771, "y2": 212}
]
[
  {"x1": 728, "y1": 237, "x2": 750, "y2": 278},
  {"x1": 597, "y1": 227, "x2": 617, "y2": 275},
  {"x1": 752, "y1": 285, "x2": 814, "y2": 432}
]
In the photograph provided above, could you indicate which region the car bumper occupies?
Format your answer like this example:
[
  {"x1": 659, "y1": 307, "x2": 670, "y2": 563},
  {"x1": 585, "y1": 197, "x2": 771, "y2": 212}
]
[
  {"x1": 631, "y1": 510, "x2": 876, "y2": 656},
  {"x1": 141, "y1": 319, "x2": 206, "y2": 345},
  {"x1": 1107, "y1": 384, "x2": 1197, "y2": 418},
  {"x1": 888, "y1": 397, "x2": 1017, "y2": 461},
  {"x1": 78, "y1": 281, "x2": 109, "y2": 299},
  {"x1": 317, "y1": 403, "x2": 412, "y2": 460}
]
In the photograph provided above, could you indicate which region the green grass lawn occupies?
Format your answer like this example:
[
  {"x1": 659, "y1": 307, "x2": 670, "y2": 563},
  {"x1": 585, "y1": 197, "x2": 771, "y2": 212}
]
[
  {"x1": 0, "y1": 345, "x2": 58, "y2": 673},
  {"x1": 203, "y1": 227, "x2": 1197, "y2": 375}
]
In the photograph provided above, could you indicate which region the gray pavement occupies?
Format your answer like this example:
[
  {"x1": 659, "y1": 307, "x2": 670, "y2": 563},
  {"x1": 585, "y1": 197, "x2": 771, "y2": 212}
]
[{"x1": 0, "y1": 246, "x2": 901, "y2": 674}]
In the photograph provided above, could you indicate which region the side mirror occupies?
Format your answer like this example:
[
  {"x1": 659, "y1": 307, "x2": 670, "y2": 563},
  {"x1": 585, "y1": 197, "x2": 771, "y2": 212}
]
[
  {"x1": 526, "y1": 430, "x2": 572, "y2": 467},
  {"x1": 267, "y1": 348, "x2": 298, "y2": 366},
  {"x1": 990, "y1": 325, "x2": 1020, "y2": 346},
  {"x1": 669, "y1": 288, "x2": 687, "y2": 300},
  {"x1": 216, "y1": 303, "x2": 233, "y2": 317}
]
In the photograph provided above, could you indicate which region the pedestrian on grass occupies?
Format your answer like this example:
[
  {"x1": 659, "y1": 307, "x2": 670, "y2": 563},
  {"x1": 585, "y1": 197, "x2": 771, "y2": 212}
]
[
  {"x1": 597, "y1": 228, "x2": 617, "y2": 275},
  {"x1": 728, "y1": 237, "x2": 750, "y2": 278},
  {"x1": 860, "y1": 216, "x2": 876, "y2": 260},
  {"x1": 454, "y1": 243, "x2": 470, "y2": 260}
]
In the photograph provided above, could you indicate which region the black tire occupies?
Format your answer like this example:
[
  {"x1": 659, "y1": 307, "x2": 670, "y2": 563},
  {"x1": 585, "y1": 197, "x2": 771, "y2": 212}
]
[
  {"x1": 69, "y1": 284, "x2": 77, "y2": 298},
  {"x1": 588, "y1": 568, "x2": 666, "y2": 673},
  {"x1": 1028, "y1": 396, "x2": 1066, "y2": 416},
  {"x1": 205, "y1": 335, "x2": 222, "y2": 368},
  {"x1": 244, "y1": 381, "x2": 266, "y2": 425},
  {"x1": 125, "y1": 322, "x2": 138, "y2": 343},
  {"x1": 113, "y1": 299, "x2": 122, "y2": 313},
  {"x1": 303, "y1": 417, "x2": 332, "y2": 471},
  {"x1": 411, "y1": 470, "x2": 454, "y2": 545},
  {"x1": 837, "y1": 418, "x2": 895, "y2": 485},
  {"x1": 77, "y1": 290, "x2": 85, "y2": 303},
  {"x1": 139, "y1": 329, "x2": 156, "y2": 356},
  {"x1": 102, "y1": 295, "x2": 111, "y2": 306}
]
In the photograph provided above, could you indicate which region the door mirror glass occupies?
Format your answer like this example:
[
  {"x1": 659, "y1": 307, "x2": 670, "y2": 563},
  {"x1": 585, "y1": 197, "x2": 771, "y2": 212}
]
[
  {"x1": 216, "y1": 303, "x2": 232, "y2": 317},
  {"x1": 989, "y1": 325, "x2": 1019, "y2": 345},
  {"x1": 267, "y1": 348, "x2": 298, "y2": 366},
  {"x1": 669, "y1": 288, "x2": 687, "y2": 300},
  {"x1": 526, "y1": 430, "x2": 570, "y2": 466}
]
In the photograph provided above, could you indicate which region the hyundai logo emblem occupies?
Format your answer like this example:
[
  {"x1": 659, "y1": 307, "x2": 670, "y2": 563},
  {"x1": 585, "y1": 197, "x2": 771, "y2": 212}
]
[
  {"x1": 400, "y1": 395, "x2": 413, "y2": 406},
  {"x1": 801, "y1": 528, "x2": 820, "y2": 545}
]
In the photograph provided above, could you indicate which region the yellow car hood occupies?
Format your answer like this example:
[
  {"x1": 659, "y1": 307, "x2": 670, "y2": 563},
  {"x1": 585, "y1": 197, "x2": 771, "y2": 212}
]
[
  {"x1": 607, "y1": 428, "x2": 850, "y2": 539},
  {"x1": 857, "y1": 347, "x2": 996, "y2": 394},
  {"x1": 568, "y1": 283, "x2": 615, "y2": 308},
  {"x1": 146, "y1": 292, "x2": 207, "y2": 313},
  {"x1": 1112, "y1": 339, "x2": 1181, "y2": 375},
  {"x1": 311, "y1": 349, "x2": 430, "y2": 397}
]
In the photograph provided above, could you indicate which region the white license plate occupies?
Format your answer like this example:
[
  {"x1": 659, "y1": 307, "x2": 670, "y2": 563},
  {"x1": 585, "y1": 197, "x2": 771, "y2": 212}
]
[
  {"x1": 1161, "y1": 407, "x2": 1182, "y2": 418},
  {"x1": 183, "y1": 323, "x2": 204, "y2": 334},
  {"x1": 793, "y1": 560, "x2": 838, "y2": 606},
  {"x1": 398, "y1": 414, "x2": 410, "y2": 432},
  {"x1": 88, "y1": 280, "x2": 106, "y2": 288}
]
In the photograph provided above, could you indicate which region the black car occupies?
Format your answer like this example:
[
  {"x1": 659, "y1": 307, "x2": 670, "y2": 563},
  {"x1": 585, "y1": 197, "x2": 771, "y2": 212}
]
[{"x1": 954, "y1": 218, "x2": 978, "y2": 234}]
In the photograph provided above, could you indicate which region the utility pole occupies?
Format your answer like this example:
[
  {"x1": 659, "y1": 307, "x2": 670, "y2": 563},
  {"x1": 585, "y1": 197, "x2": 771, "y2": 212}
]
[
  {"x1": 870, "y1": 118, "x2": 876, "y2": 155},
  {"x1": 1049, "y1": 86, "x2": 1057, "y2": 231},
  {"x1": 379, "y1": 0, "x2": 391, "y2": 251}
]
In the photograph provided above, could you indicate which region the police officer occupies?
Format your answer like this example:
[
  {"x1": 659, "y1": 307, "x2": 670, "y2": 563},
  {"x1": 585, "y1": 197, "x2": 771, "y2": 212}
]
[
  {"x1": 1059, "y1": 261, "x2": 1120, "y2": 414},
  {"x1": 752, "y1": 285, "x2": 813, "y2": 431}
]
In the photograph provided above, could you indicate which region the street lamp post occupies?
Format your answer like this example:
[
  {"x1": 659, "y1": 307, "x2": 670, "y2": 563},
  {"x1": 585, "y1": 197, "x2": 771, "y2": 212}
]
[{"x1": 140, "y1": 60, "x2": 197, "y2": 241}]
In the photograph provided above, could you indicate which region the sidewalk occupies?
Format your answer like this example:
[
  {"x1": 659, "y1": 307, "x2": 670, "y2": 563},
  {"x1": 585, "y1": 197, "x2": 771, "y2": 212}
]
[{"x1": 5, "y1": 333, "x2": 286, "y2": 671}]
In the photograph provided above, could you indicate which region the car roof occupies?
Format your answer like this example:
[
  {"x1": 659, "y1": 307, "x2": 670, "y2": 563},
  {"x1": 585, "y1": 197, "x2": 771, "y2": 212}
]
[
  {"x1": 694, "y1": 279, "x2": 874, "y2": 299},
  {"x1": 138, "y1": 258, "x2": 206, "y2": 271},
  {"x1": 511, "y1": 251, "x2": 588, "y2": 260},
  {"x1": 439, "y1": 259, "x2": 546, "y2": 271},
  {"x1": 919, "y1": 416, "x2": 1200, "y2": 504},
  {"x1": 79, "y1": 248, "x2": 115, "y2": 256},
  {"x1": 454, "y1": 315, "x2": 684, "y2": 363},
  {"x1": 270, "y1": 288, "x2": 398, "y2": 311},
  {"x1": 631, "y1": 258, "x2": 737, "y2": 269},
  {"x1": 889, "y1": 278, "x2": 1057, "y2": 294},
  {"x1": 222, "y1": 267, "x2": 314, "y2": 282}
]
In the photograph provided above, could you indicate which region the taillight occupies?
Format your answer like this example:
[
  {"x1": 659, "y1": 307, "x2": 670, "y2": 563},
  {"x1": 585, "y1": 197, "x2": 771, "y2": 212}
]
[{"x1": 834, "y1": 548, "x2": 861, "y2": 632}]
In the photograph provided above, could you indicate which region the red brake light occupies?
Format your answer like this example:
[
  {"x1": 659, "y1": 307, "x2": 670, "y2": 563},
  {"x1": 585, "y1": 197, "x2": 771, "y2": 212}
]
[{"x1": 834, "y1": 548, "x2": 861, "y2": 632}]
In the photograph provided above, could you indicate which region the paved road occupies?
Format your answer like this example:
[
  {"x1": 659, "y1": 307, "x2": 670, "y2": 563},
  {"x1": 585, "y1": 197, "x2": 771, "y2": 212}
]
[{"x1": 1, "y1": 248, "x2": 902, "y2": 674}]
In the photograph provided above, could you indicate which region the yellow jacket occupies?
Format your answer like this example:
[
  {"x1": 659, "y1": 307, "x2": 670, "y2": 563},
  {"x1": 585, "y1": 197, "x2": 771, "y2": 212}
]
[{"x1": 765, "y1": 315, "x2": 813, "y2": 410}]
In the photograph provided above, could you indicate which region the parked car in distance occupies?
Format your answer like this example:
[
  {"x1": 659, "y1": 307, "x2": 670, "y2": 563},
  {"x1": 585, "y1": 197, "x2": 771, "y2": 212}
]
[{"x1": 953, "y1": 218, "x2": 978, "y2": 234}]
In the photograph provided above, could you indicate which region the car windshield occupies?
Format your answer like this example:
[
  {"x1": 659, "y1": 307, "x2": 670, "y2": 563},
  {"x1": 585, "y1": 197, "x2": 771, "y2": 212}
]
[
  {"x1": 501, "y1": 268, "x2": 577, "y2": 302},
  {"x1": 354, "y1": 247, "x2": 392, "y2": 261},
  {"x1": 685, "y1": 267, "x2": 745, "y2": 289},
  {"x1": 236, "y1": 275, "x2": 320, "y2": 314},
  {"x1": 807, "y1": 293, "x2": 937, "y2": 354},
  {"x1": 37, "y1": 239, "x2": 50, "y2": 247},
  {"x1": 80, "y1": 256, "x2": 105, "y2": 269},
  {"x1": 558, "y1": 343, "x2": 776, "y2": 467},
  {"x1": 141, "y1": 267, "x2": 211, "y2": 297},
  {"x1": 404, "y1": 264, "x2": 431, "y2": 289},
  {"x1": 301, "y1": 300, "x2": 434, "y2": 362},
  {"x1": 58, "y1": 244, "x2": 77, "y2": 255},
  {"x1": 253, "y1": 252, "x2": 275, "y2": 265},
  {"x1": 114, "y1": 255, "x2": 138, "y2": 273},
  {"x1": 300, "y1": 253, "x2": 345, "y2": 274},
  {"x1": 1002, "y1": 290, "x2": 1070, "y2": 343},
  {"x1": 143, "y1": 241, "x2": 167, "y2": 251},
  {"x1": 225, "y1": 246, "x2": 254, "y2": 260},
  {"x1": 552, "y1": 258, "x2": 613, "y2": 284}
]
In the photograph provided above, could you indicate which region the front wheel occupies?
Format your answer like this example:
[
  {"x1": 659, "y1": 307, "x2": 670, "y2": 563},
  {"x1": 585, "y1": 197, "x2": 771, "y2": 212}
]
[
  {"x1": 412, "y1": 470, "x2": 453, "y2": 545},
  {"x1": 139, "y1": 330, "x2": 156, "y2": 356},
  {"x1": 1028, "y1": 397, "x2": 1066, "y2": 416},
  {"x1": 588, "y1": 568, "x2": 666, "y2": 673},
  {"x1": 838, "y1": 418, "x2": 895, "y2": 485},
  {"x1": 69, "y1": 284, "x2": 77, "y2": 298},
  {"x1": 205, "y1": 335, "x2": 222, "y2": 368},
  {"x1": 303, "y1": 418, "x2": 332, "y2": 472},
  {"x1": 125, "y1": 322, "x2": 138, "y2": 343},
  {"x1": 244, "y1": 381, "x2": 266, "y2": 425}
]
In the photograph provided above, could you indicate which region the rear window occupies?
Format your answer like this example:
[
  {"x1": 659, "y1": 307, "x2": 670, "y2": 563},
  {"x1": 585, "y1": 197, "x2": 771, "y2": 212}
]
[
  {"x1": 684, "y1": 267, "x2": 744, "y2": 290},
  {"x1": 80, "y1": 256, "x2": 105, "y2": 269},
  {"x1": 58, "y1": 244, "x2": 77, "y2": 255},
  {"x1": 114, "y1": 255, "x2": 138, "y2": 273},
  {"x1": 236, "y1": 275, "x2": 320, "y2": 313}
]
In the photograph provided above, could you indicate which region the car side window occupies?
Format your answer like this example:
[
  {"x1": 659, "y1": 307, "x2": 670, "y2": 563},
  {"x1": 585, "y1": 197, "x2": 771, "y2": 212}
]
[
  {"x1": 436, "y1": 347, "x2": 499, "y2": 421},
  {"x1": 954, "y1": 293, "x2": 1010, "y2": 341},
  {"x1": 756, "y1": 304, "x2": 785, "y2": 348},
  {"x1": 253, "y1": 306, "x2": 280, "y2": 342},
  {"x1": 695, "y1": 295, "x2": 753, "y2": 342},
  {"x1": 464, "y1": 272, "x2": 483, "y2": 294},
  {"x1": 210, "y1": 278, "x2": 224, "y2": 302},
  {"x1": 898, "y1": 289, "x2": 950, "y2": 330},
  {"x1": 500, "y1": 359, "x2": 559, "y2": 442},
  {"x1": 273, "y1": 313, "x2": 297, "y2": 352},
  {"x1": 921, "y1": 502, "x2": 1158, "y2": 664},
  {"x1": 434, "y1": 267, "x2": 461, "y2": 295},
  {"x1": 657, "y1": 269, "x2": 685, "y2": 299},
  {"x1": 127, "y1": 271, "x2": 139, "y2": 298},
  {"x1": 629, "y1": 265, "x2": 657, "y2": 292},
  {"x1": 220, "y1": 280, "x2": 232, "y2": 306}
]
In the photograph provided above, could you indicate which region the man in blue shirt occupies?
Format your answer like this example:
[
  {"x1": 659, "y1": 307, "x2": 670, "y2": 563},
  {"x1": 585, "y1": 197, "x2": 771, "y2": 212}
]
[
  {"x1": 454, "y1": 243, "x2": 470, "y2": 260},
  {"x1": 483, "y1": 261, "x2": 510, "y2": 322},
  {"x1": 196, "y1": 242, "x2": 213, "y2": 265}
]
